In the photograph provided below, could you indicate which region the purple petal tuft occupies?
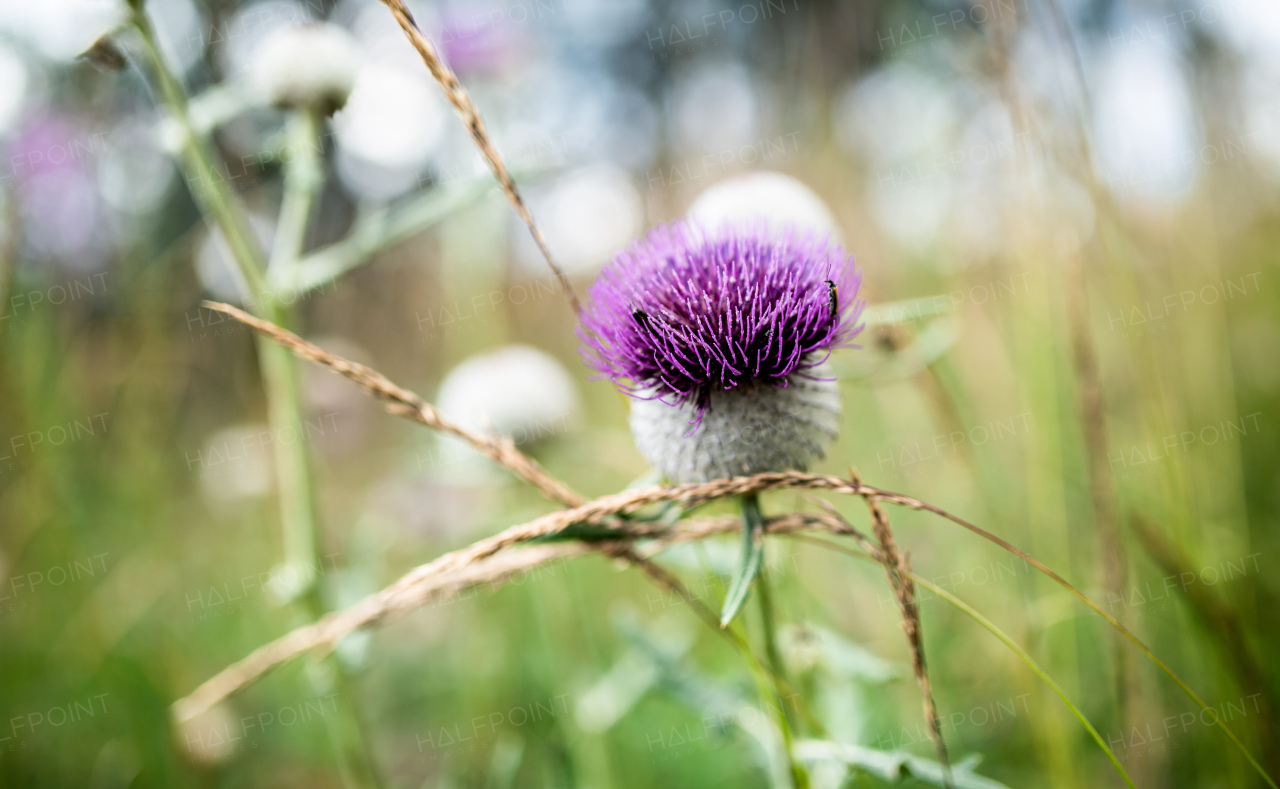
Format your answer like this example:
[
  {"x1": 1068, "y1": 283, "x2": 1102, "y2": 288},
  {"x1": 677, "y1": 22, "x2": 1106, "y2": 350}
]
[{"x1": 577, "y1": 221, "x2": 865, "y2": 415}]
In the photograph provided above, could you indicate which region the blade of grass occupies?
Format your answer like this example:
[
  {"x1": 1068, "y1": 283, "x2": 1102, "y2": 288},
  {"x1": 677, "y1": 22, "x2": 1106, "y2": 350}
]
[
  {"x1": 907, "y1": 574, "x2": 1134, "y2": 788},
  {"x1": 883, "y1": 484, "x2": 1278, "y2": 788},
  {"x1": 788, "y1": 534, "x2": 1135, "y2": 789}
]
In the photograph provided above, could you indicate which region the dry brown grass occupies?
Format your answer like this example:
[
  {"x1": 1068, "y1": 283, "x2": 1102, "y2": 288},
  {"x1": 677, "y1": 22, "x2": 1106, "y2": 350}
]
[
  {"x1": 376, "y1": 0, "x2": 582, "y2": 316},
  {"x1": 170, "y1": 304, "x2": 1274, "y2": 789}
]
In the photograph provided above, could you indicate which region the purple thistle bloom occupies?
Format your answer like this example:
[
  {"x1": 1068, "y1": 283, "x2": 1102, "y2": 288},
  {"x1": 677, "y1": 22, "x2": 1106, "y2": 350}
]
[{"x1": 578, "y1": 221, "x2": 865, "y2": 424}]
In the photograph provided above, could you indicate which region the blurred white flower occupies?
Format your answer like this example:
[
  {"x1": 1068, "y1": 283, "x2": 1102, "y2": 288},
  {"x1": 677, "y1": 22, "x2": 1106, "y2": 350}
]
[
  {"x1": 252, "y1": 23, "x2": 361, "y2": 113},
  {"x1": 436, "y1": 345, "x2": 580, "y2": 444},
  {"x1": 686, "y1": 171, "x2": 840, "y2": 241},
  {"x1": 866, "y1": 176, "x2": 952, "y2": 254},
  {"x1": 516, "y1": 164, "x2": 643, "y2": 276},
  {"x1": 333, "y1": 62, "x2": 446, "y2": 199},
  {"x1": 216, "y1": 1, "x2": 315, "y2": 77}
]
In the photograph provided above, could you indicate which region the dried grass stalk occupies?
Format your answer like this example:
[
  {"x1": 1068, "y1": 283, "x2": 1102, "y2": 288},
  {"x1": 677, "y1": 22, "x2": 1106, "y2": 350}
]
[
  {"x1": 203, "y1": 301, "x2": 584, "y2": 507},
  {"x1": 172, "y1": 511, "x2": 853, "y2": 724},
  {"x1": 376, "y1": 0, "x2": 581, "y2": 315},
  {"x1": 195, "y1": 301, "x2": 1275, "y2": 788},
  {"x1": 851, "y1": 467, "x2": 951, "y2": 785}
]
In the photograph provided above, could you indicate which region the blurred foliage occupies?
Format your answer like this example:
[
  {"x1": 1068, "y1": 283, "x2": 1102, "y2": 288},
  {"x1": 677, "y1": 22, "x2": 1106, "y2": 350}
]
[{"x1": 1, "y1": 0, "x2": 1279, "y2": 787}]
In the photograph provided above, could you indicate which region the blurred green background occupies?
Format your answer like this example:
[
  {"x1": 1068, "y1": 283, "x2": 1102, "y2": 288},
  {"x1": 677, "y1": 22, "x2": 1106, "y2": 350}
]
[{"x1": 0, "y1": 0, "x2": 1277, "y2": 786}]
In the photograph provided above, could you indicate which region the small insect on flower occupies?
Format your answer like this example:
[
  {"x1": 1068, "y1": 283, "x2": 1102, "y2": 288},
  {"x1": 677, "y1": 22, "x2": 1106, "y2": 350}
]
[{"x1": 578, "y1": 221, "x2": 866, "y2": 483}]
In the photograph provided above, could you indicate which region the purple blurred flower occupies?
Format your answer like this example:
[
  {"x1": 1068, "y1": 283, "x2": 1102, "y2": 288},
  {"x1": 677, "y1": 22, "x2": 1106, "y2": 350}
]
[
  {"x1": 578, "y1": 221, "x2": 865, "y2": 425},
  {"x1": 6, "y1": 114, "x2": 109, "y2": 271}
]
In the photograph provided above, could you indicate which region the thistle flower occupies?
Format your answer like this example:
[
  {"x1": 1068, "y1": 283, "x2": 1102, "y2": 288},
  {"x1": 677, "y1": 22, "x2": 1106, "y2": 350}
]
[
  {"x1": 252, "y1": 24, "x2": 360, "y2": 114},
  {"x1": 579, "y1": 221, "x2": 865, "y2": 483}
]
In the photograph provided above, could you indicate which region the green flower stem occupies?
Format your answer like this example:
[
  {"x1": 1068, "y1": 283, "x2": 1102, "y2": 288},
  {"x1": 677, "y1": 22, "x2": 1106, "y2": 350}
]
[
  {"x1": 131, "y1": 9, "x2": 269, "y2": 299},
  {"x1": 264, "y1": 108, "x2": 324, "y2": 591},
  {"x1": 756, "y1": 561, "x2": 788, "y2": 692},
  {"x1": 258, "y1": 328, "x2": 317, "y2": 586},
  {"x1": 741, "y1": 495, "x2": 809, "y2": 789},
  {"x1": 131, "y1": 13, "x2": 378, "y2": 786},
  {"x1": 306, "y1": 647, "x2": 383, "y2": 789},
  {"x1": 0, "y1": 196, "x2": 13, "y2": 312},
  {"x1": 269, "y1": 110, "x2": 324, "y2": 278},
  {"x1": 267, "y1": 109, "x2": 383, "y2": 788}
]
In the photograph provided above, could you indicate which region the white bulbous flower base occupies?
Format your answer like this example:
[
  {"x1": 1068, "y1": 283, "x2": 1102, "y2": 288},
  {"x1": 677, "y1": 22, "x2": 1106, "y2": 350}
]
[{"x1": 629, "y1": 374, "x2": 841, "y2": 484}]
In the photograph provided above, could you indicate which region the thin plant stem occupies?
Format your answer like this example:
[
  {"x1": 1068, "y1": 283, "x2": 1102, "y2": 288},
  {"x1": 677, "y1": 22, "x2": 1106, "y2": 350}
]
[
  {"x1": 129, "y1": 16, "x2": 379, "y2": 785},
  {"x1": 270, "y1": 109, "x2": 382, "y2": 788},
  {"x1": 0, "y1": 188, "x2": 15, "y2": 312},
  {"x1": 275, "y1": 175, "x2": 497, "y2": 293},
  {"x1": 722, "y1": 492, "x2": 767, "y2": 626},
  {"x1": 376, "y1": 0, "x2": 581, "y2": 314},
  {"x1": 258, "y1": 330, "x2": 318, "y2": 584},
  {"x1": 130, "y1": 8, "x2": 269, "y2": 300},
  {"x1": 264, "y1": 108, "x2": 324, "y2": 592},
  {"x1": 131, "y1": 7, "x2": 320, "y2": 584},
  {"x1": 269, "y1": 109, "x2": 323, "y2": 278},
  {"x1": 742, "y1": 495, "x2": 808, "y2": 789},
  {"x1": 756, "y1": 561, "x2": 788, "y2": 694},
  {"x1": 626, "y1": 544, "x2": 812, "y2": 788}
]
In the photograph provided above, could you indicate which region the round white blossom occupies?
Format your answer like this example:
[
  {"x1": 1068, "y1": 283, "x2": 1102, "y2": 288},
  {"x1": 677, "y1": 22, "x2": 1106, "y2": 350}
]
[
  {"x1": 687, "y1": 171, "x2": 841, "y2": 241},
  {"x1": 252, "y1": 23, "x2": 361, "y2": 113},
  {"x1": 436, "y1": 345, "x2": 580, "y2": 446}
]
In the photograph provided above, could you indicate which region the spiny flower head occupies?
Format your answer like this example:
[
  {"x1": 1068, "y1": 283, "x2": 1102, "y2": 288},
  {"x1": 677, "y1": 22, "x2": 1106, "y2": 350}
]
[{"x1": 578, "y1": 221, "x2": 865, "y2": 422}]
